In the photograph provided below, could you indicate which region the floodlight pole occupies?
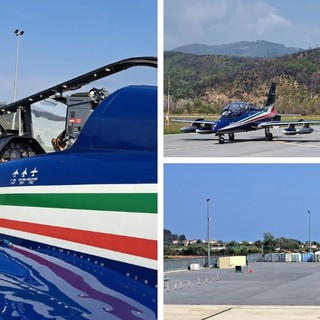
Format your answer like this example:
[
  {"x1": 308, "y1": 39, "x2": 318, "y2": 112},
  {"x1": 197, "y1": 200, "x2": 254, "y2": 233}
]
[
  {"x1": 13, "y1": 29, "x2": 24, "y2": 102},
  {"x1": 12, "y1": 29, "x2": 24, "y2": 133},
  {"x1": 308, "y1": 210, "x2": 311, "y2": 253},
  {"x1": 207, "y1": 198, "x2": 211, "y2": 268}
]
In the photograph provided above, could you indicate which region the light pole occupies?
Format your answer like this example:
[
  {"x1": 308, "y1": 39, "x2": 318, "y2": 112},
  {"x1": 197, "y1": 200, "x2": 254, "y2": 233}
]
[
  {"x1": 207, "y1": 198, "x2": 211, "y2": 268},
  {"x1": 12, "y1": 29, "x2": 24, "y2": 133},
  {"x1": 308, "y1": 210, "x2": 311, "y2": 253},
  {"x1": 13, "y1": 29, "x2": 24, "y2": 102}
]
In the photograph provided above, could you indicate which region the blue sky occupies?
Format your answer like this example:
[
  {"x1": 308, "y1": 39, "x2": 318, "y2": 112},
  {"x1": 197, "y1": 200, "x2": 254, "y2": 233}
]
[
  {"x1": 0, "y1": 0, "x2": 157, "y2": 103},
  {"x1": 165, "y1": 0, "x2": 320, "y2": 50},
  {"x1": 164, "y1": 164, "x2": 320, "y2": 243}
]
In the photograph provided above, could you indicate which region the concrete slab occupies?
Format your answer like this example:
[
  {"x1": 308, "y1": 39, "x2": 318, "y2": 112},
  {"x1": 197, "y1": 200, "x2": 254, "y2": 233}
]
[{"x1": 164, "y1": 305, "x2": 320, "y2": 320}]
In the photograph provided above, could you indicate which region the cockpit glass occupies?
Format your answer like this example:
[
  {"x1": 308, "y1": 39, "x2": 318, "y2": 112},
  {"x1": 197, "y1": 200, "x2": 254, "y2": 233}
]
[
  {"x1": 0, "y1": 112, "x2": 15, "y2": 131},
  {"x1": 222, "y1": 102, "x2": 249, "y2": 117},
  {"x1": 31, "y1": 101, "x2": 66, "y2": 152}
]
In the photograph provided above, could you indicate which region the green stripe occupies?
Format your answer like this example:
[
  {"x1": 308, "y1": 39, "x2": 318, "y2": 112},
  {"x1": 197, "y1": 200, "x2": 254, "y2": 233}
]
[{"x1": 0, "y1": 193, "x2": 157, "y2": 213}]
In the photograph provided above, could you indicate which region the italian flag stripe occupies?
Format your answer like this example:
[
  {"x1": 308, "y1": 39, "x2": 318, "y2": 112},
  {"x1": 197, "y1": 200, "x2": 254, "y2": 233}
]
[
  {"x1": 0, "y1": 193, "x2": 157, "y2": 213},
  {"x1": 0, "y1": 218, "x2": 157, "y2": 260}
]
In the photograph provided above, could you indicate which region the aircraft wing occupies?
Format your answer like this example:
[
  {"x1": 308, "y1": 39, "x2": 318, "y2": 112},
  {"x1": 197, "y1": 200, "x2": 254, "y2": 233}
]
[
  {"x1": 172, "y1": 118, "x2": 216, "y2": 133},
  {"x1": 258, "y1": 120, "x2": 320, "y2": 128},
  {"x1": 172, "y1": 118, "x2": 216, "y2": 125}
]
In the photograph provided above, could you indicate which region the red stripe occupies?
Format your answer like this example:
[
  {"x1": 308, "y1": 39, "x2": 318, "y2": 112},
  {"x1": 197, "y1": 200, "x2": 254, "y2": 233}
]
[{"x1": 0, "y1": 218, "x2": 157, "y2": 260}]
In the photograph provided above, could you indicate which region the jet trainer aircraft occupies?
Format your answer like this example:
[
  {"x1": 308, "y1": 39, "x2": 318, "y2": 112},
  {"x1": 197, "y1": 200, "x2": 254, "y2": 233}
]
[
  {"x1": 0, "y1": 57, "x2": 157, "y2": 319},
  {"x1": 174, "y1": 82, "x2": 320, "y2": 144}
]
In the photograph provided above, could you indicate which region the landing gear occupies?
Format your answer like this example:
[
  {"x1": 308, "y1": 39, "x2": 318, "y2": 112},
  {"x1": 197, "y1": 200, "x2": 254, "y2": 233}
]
[
  {"x1": 218, "y1": 136, "x2": 225, "y2": 144},
  {"x1": 265, "y1": 127, "x2": 273, "y2": 141},
  {"x1": 228, "y1": 133, "x2": 235, "y2": 141},
  {"x1": 267, "y1": 133, "x2": 273, "y2": 141}
]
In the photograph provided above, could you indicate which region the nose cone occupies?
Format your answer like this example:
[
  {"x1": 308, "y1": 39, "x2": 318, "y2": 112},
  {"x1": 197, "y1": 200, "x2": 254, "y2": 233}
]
[{"x1": 212, "y1": 120, "x2": 223, "y2": 133}]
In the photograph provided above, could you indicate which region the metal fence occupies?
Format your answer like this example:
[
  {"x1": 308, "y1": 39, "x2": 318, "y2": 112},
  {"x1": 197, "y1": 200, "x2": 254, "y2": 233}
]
[
  {"x1": 164, "y1": 257, "x2": 218, "y2": 271},
  {"x1": 164, "y1": 254, "x2": 264, "y2": 272}
]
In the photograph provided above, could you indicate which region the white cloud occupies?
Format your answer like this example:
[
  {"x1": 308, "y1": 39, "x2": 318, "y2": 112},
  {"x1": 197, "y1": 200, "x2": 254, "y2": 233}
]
[{"x1": 165, "y1": 0, "x2": 318, "y2": 50}]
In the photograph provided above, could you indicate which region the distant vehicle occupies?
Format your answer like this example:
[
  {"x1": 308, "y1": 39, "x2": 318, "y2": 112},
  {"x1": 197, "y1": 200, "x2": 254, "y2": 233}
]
[
  {"x1": 174, "y1": 82, "x2": 320, "y2": 144},
  {"x1": 0, "y1": 57, "x2": 157, "y2": 319}
]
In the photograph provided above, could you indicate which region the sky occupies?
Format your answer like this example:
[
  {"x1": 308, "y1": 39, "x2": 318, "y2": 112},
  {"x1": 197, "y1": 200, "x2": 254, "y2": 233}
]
[
  {"x1": 164, "y1": 0, "x2": 320, "y2": 50},
  {"x1": 0, "y1": 0, "x2": 157, "y2": 103},
  {"x1": 164, "y1": 163, "x2": 320, "y2": 243}
]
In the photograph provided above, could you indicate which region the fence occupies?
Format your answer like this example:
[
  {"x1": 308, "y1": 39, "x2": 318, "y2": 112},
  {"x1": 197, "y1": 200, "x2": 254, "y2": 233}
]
[
  {"x1": 164, "y1": 254, "x2": 264, "y2": 272},
  {"x1": 164, "y1": 257, "x2": 218, "y2": 272}
]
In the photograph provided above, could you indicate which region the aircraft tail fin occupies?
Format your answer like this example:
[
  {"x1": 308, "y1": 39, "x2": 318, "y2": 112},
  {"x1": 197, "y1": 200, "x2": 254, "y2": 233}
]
[{"x1": 265, "y1": 82, "x2": 276, "y2": 107}]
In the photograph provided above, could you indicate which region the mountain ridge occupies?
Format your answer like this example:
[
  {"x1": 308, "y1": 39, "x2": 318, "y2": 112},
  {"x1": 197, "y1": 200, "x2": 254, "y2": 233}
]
[{"x1": 172, "y1": 40, "x2": 304, "y2": 58}]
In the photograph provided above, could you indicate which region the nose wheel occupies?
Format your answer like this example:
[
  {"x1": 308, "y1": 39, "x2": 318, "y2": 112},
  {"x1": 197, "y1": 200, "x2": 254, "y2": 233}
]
[{"x1": 218, "y1": 136, "x2": 225, "y2": 144}]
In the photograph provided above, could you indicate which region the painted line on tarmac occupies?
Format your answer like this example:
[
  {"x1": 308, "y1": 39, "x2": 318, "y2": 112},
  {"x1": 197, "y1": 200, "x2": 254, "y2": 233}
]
[{"x1": 202, "y1": 307, "x2": 232, "y2": 320}]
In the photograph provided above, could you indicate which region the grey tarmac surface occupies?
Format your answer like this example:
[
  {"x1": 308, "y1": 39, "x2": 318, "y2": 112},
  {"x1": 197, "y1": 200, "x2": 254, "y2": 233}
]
[
  {"x1": 164, "y1": 129, "x2": 320, "y2": 157},
  {"x1": 164, "y1": 262, "x2": 320, "y2": 319},
  {"x1": 164, "y1": 305, "x2": 320, "y2": 320}
]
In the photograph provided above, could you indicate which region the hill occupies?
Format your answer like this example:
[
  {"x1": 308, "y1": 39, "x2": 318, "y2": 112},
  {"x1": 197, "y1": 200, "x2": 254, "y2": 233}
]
[
  {"x1": 164, "y1": 48, "x2": 320, "y2": 115},
  {"x1": 172, "y1": 40, "x2": 304, "y2": 58}
]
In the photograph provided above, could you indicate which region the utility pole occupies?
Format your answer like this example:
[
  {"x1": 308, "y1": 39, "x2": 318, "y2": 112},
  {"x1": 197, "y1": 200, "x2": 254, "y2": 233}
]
[
  {"x1": 207, "y1": 198, "x2": 211, "y2": 268},
  {"x1": 166, "y1": 75, "x2": 170, "y2": 125},
  {"x1": 308, "y1": 210, "x2": 311, "y2": 253}
]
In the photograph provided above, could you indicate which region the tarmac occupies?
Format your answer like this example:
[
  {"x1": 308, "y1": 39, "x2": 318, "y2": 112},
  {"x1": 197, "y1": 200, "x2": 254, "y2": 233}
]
[
  {"x1": 164, "y1": 305, "x2": 320, "y2": 320},
  {"x1": 164, "y1": 262, "x2": 320, "y2": 319},
  {"x1": 164, "y1": 129, "x2": 320, "y2": 157}
]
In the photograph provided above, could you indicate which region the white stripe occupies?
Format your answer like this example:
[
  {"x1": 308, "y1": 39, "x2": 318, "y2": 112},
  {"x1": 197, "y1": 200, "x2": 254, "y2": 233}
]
[
  {"x1": 0, "y1": 183, "x2": 157, "y2": 194},
  {"x1": 0, "y1": 228, "x2": 157, "y2": 270},
  {"x1": 1, "y1": 206, "x2": 157, "y2": 240}
]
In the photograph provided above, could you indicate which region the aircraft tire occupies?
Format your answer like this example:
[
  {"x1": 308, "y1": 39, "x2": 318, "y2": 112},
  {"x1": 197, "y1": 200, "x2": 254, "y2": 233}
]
[
  {"x1": 219, "y1": 136, "x2": 225, "y2": 144},
  {"x1": 228, "y1": 133, "x2": 235, "y2": 141},
  {"x1": 266, "y1": 133, "x2": 273, "y2": 141}
]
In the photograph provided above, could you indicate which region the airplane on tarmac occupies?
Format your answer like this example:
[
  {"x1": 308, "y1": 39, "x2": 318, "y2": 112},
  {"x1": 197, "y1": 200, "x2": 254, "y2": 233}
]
[
  {"x1": 174, "y1": 82, "x2": 320, "y2": 144},
  {"x1": 0, "y1": 57, "x2": 157, "y2": 319}
]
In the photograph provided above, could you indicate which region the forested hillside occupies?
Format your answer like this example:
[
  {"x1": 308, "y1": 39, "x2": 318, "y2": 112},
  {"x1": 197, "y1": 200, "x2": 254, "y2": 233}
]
[{"x1": 164, "y1": 48, "x2": 320, "y2": 115}]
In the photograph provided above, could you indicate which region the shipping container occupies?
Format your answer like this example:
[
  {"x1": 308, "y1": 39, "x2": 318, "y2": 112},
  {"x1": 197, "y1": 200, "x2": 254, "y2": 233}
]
[
  {"x1": 291, "y1": 253, "x2": 301, "y2": 262},
  {"x1": 218, "y1": 256, "x2": 246, "y2": 269},
  {"x1": 301, "y1": 253, "x2": 314, "y2": 262},
  {"x1": 189, "y1": 263, "x2": 200, "y2": 270}
]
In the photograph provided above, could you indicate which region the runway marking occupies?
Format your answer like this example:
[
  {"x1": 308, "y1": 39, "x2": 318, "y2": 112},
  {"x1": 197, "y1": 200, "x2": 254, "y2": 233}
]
[{"x1": 202, "y1": 307, "x2": 232, "y2": 319}]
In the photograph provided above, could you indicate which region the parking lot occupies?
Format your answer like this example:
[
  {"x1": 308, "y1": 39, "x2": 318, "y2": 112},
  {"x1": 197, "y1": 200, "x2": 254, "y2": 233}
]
[{"x1": 164, "y1": 262, "x2": 320, "y2": 319}]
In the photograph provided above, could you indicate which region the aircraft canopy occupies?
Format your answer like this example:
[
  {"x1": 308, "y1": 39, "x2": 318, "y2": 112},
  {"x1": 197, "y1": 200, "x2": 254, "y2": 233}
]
[{"x1": 221, "y1": 102, "x2": 251, "y2": 117}]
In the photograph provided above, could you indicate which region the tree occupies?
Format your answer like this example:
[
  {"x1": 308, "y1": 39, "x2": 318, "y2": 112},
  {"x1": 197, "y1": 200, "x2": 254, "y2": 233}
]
[{"x1": 263, "y1": 232, "x2": 276, "y2": 252}]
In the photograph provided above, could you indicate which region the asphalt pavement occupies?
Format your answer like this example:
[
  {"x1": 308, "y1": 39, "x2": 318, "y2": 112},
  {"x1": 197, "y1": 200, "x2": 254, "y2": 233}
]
[
  {"x1": 164, "y1": 129, "x2": 320, "y2": 157},
  {"x1": 164, "y1": 262, "x2": 320, "y2": 319}
]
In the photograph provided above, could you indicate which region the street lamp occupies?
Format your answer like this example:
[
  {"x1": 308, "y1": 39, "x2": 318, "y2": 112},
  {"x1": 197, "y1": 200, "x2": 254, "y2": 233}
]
[
  {"x1": 308, "y1": 210, "x2": 311, "y2": 253},
  {"x1": 13, "y1": 29, "x2": 24, "y2": 102},
  {"x1": 12, "y1": 29, "x2": 24, "y2": 133},
  {"x1": 207, "y1": 198, "x2": 211, "y2": 268}
]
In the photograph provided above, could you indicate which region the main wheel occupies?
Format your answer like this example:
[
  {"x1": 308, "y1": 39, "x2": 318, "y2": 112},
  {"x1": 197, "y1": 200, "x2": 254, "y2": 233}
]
[
  {"x1": 228, "y1": 133, "x2": 235, "y2": 141},
  {"x1": 219, "y1": 136, "x2": 225, "y2": 144},
  {"x1": 266, "y1": 133, "x2": 273, "y2": 141}
]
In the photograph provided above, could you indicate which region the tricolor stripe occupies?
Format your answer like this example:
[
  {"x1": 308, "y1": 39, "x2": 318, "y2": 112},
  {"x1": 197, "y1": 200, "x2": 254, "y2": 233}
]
[
  {"x1": 0, "y1": 193, "x2": 157, "y2": 213},
  {"x1": 0, "y1": 183, "x2": 157, "y2": 270},
  {"x1": 0, "y1": 218, "x2": 156, "y2": 260},
  {"x1": 0, "y1": 206, "x2": 156, "y2": 239}
]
